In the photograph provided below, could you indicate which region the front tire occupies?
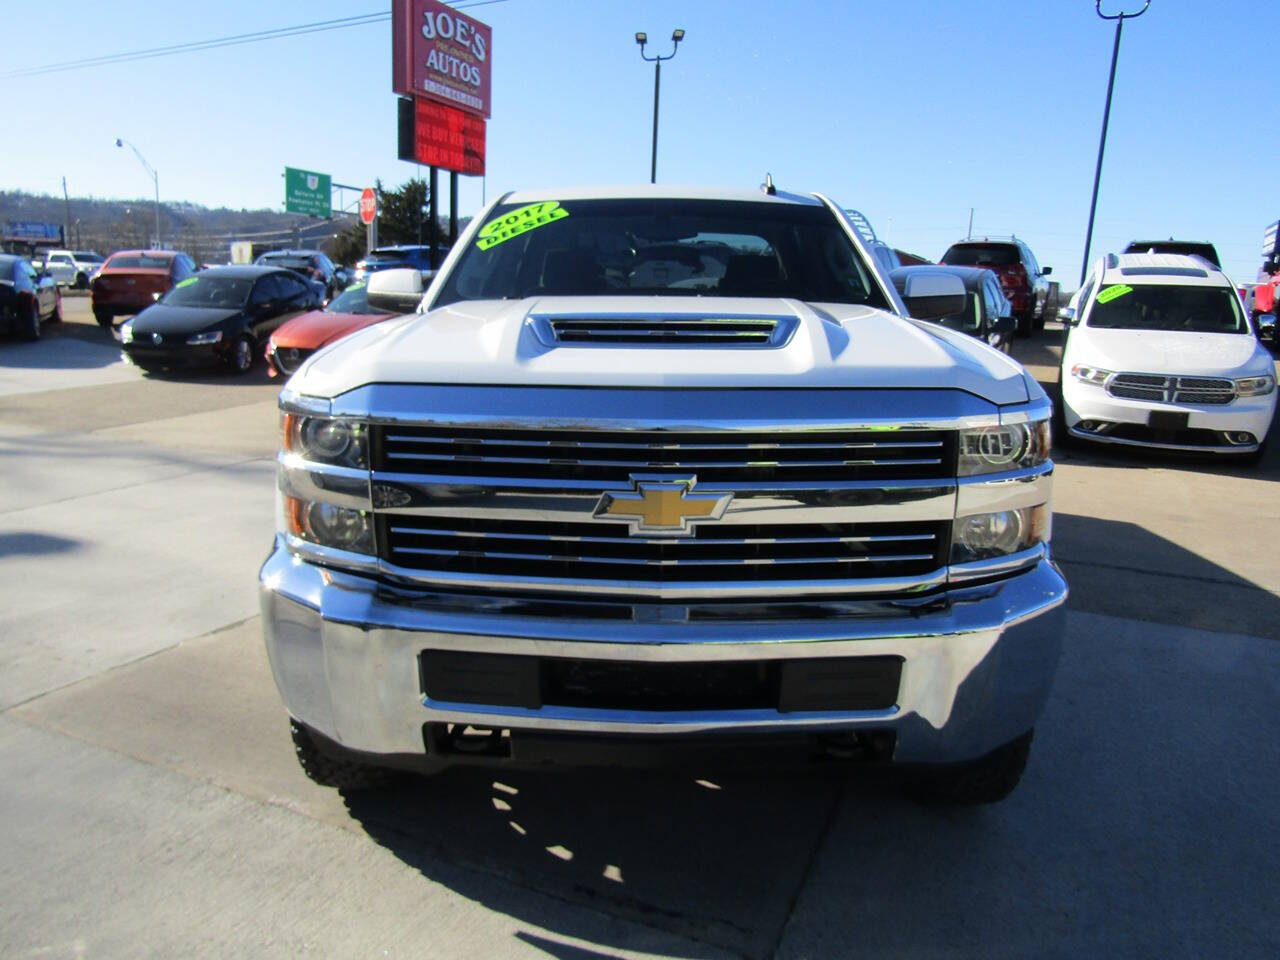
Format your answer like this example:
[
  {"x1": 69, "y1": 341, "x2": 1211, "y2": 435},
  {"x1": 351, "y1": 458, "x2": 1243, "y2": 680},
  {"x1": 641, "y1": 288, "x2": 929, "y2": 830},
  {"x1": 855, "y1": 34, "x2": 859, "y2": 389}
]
[
  {"x1": 910, "y1": 730, "x2": 1034, "y2": 807},
  {"x1": 74, "y1": 272, "x2": 89, "y2": 290},
  {"x1": 290, "y1": 719, "x2": 400, "y2": 790},
  {"x1": 21, "y1": 299, "x2": 40, "y2": 341},
  {"x1": 228, "y1": 335, "x2": 255, "y2": 375}
]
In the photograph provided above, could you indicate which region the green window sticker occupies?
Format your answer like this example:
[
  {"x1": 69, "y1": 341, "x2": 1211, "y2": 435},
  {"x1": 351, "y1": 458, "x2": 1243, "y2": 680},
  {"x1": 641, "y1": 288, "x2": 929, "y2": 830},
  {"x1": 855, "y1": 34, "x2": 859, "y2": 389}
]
[
  {"x1": 347, "y1": 281, "x2": 365, "y2": 292},
  {"x1": 175, "y1": 277, "x2": 199, "y2": 289},
  {"x1": 476, "y1": 201, "x2": 569, "y2": 251},
  {"x1": 1096, "y1": 284, "x2": 1132, "y2": 304}
]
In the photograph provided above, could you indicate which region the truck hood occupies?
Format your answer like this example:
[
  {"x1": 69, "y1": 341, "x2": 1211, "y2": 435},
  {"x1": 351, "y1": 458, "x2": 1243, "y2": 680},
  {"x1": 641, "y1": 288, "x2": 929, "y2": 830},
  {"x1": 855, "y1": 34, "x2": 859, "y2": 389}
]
[
  {"x1": 297, "y1": 297, "x2": 1031, "y2": 406},
  {"x1": 1071, "y1": 327, "x2": 1267, "y2": 377}
]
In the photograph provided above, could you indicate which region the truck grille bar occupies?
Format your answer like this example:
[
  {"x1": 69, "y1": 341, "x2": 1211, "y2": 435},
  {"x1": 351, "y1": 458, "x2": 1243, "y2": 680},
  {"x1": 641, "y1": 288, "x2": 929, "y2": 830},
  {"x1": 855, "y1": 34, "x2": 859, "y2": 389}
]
[
  {"x1": 379, "y1": 516, "x2": 947, "y2": 584},
  {"x1": 374, "y1": 426, "x2": 956, "y2": 484}
]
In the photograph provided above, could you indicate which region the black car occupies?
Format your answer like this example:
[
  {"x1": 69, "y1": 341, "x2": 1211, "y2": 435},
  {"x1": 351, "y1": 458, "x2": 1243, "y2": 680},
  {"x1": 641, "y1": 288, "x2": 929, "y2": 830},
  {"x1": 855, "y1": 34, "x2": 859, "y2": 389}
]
[
  {"x1": 254, "y1": 249, "x2": 339, "y2": 301},
  {"x1": 890, "y1": 265, "x2": 1016, "y2": 353},
  {"x1": 0, "y1": 254, "x2": 61, "y2": 341},
  {"x1": 119, "y1": 265, "x2": 320, "y2": 374}
]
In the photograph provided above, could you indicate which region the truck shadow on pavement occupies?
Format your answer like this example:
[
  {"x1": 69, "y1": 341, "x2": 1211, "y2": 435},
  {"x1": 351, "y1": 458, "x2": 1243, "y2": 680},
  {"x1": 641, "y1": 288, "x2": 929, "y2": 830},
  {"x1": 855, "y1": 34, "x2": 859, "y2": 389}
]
[
  {"x1": 340, "y1": 762, "x2": 858, "y2": 959},
  {"x1": 332, "y1": 511, "x2": 1280, "y2": 959}
]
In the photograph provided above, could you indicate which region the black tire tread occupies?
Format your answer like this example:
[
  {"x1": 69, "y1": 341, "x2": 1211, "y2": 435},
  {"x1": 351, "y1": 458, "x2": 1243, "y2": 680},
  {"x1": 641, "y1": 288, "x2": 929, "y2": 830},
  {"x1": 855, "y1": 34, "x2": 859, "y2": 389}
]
[
  {"x1": 290, "y1": 719, "x2": 400, "y2": 791},
  {"x1": 910, "y1": 730, "x2": 1033, "y2": 807}
]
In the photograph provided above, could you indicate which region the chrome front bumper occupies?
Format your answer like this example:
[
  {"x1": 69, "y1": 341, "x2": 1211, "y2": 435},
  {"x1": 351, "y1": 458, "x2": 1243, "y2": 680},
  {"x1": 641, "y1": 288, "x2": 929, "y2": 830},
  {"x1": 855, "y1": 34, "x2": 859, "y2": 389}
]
[{"x1": 260, "y1": 538, "x2": 1068, "y2": 766}]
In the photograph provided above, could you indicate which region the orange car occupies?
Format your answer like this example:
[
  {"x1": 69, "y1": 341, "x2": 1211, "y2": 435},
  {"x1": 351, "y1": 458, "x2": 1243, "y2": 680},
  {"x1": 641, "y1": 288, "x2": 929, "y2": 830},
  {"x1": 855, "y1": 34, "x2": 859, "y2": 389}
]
[
  {"x1": 91, "y1": 249, "x2": 197, "y2": 327},
  {"x1": 264, "y1": 280, "x2": 393, "y2": 377}
]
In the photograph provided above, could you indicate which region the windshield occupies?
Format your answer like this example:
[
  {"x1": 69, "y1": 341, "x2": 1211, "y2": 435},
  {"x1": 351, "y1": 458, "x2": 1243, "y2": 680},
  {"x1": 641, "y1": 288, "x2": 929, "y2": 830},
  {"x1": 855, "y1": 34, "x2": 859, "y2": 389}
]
[
  {"x1": 366, "y1": 249, "x2": 422, "y2": 262},
  {"x1": 1087, "y1": 283, "x2": 1249, "y2": 333},
  {"x1": 324, "y1": 281, "x2": 381, "y2": 315},
  {"x1": 941, "y1": 245, "x2": 1019, "y2": 267},
  {"x1": 107, "y1": 254, "x2": 172, "y2": 270},
  {"x1": 161, "y1": 275, "x2": 253, "y2": 309},
  {"x1": 259, "y1": 255, "x2": 313, "y2": 272},
  {"x1": 434, "y1": 198, "x2": 889, "y2": 308},
  {"x1": 74, "y1": 252, "x2": 104, "y2": 263}
]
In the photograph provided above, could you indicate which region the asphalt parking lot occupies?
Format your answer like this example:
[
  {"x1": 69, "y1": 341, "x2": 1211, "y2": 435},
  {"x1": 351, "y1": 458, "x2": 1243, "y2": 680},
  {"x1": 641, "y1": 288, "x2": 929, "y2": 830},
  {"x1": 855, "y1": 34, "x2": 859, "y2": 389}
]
[{"x1": 2, "y1": 297, "x2": 1278, "y2": 959}]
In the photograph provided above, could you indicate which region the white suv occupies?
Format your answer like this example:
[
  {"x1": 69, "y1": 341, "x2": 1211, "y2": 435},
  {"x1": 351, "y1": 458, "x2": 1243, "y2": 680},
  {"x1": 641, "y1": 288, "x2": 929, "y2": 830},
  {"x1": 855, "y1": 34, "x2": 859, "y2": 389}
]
[
  {"x1": 39, "y1": 249, "x2": 105, "y2": 289},
  {"x1": 1061, "y1": 253, "x2": 1276, "y2": 459}
]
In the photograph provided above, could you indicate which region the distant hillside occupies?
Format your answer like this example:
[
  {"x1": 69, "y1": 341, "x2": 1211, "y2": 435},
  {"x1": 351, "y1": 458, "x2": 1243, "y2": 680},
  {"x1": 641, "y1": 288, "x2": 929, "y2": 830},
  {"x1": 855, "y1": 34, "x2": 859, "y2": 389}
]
[{"x1": 0, "y1": 190, "x2": 358, "y2": 264}]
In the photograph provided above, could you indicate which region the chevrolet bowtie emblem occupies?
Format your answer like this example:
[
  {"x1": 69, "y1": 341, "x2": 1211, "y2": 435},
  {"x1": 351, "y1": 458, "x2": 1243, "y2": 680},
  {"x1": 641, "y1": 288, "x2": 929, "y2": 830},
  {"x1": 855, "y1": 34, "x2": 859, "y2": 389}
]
[{"x1": 594, "y1": 475, "x2": 732, "y2": 537}]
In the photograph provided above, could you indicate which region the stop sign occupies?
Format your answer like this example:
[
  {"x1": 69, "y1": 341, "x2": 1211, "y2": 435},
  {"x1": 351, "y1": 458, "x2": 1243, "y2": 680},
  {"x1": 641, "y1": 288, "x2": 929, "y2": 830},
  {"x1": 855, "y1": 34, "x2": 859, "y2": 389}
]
[{"x1": 359, "y1": 187, "x2": 377, "y2": 225}]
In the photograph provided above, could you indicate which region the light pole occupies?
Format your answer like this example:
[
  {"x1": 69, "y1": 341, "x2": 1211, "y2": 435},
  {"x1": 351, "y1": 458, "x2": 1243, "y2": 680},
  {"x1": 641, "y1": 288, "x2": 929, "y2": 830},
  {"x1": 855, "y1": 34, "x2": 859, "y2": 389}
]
[
  {"x1": 635, "y1": 29, "x2": 684, "y2": 184},
  {"x1": 116, "y1": 138, "x2": 161, "y2": 249},
  {"x1": 1079, "y1": 0, "x2": 1150, "y2": 285}
]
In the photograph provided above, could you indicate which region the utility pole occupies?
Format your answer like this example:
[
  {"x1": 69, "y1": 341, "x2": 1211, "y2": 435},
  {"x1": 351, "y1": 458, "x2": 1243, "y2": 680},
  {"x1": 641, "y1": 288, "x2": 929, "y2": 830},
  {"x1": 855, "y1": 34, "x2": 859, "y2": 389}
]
[
  {"x1": 115, "y1": 138, "x2": 161, "y2": 248},
  {"x1": 1080, "y1": 0, "x2": 1151, "y2": 285},
  {"x1": 635, "y1": 29, "x2": 685, "y2": 184},
  {"x1": 967, "y1": 207, "x2": 975, "y2": 240},
  {"x1": 62, "y1": 177, "x2": 72, "y2": 248}
]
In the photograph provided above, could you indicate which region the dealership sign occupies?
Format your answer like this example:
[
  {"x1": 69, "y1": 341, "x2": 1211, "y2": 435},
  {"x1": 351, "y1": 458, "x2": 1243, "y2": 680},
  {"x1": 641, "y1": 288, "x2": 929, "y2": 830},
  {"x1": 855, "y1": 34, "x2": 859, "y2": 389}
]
[
  {"x1": 392, "y1": 0, "x2": 492, "y2": 118},
  {"x1": 412, "y1": 99, "x2": 486, "y2": 175}
]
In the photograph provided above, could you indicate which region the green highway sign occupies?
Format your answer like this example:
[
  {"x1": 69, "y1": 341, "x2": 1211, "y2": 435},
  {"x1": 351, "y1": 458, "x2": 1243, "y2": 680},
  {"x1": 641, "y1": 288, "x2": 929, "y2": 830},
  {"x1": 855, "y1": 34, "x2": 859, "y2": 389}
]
[{"x1": 285, "y1": 166, "x2": 331, "y2": 217}]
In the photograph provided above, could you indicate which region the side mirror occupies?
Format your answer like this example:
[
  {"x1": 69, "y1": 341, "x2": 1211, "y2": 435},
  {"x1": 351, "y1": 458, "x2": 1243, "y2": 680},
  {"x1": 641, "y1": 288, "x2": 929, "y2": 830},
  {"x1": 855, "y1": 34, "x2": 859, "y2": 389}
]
[
  {"x1": 990, "y1": 315, "x2": 1015, "y2": 335},
  {"x1": 1257, "y1": 313, "x2": 1276, "y2": 339},
  {"x1": 366, "y1": 267, "x2": 426, "y2": 314},
  {"x1": 1042, "y1": 266, "x2": 1053, "y2": 276},
  {"x1": 899, "y1": 272, "x2": 966, "y2": 320},
  {"x1": 1057, "y1": 306, "x2": 1076, "y2": 325}
]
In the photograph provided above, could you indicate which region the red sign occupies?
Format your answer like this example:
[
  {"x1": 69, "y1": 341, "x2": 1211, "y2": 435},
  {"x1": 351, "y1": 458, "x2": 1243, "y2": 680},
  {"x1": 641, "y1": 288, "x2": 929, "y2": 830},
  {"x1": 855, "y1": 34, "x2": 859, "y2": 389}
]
[
  {"x1": 392, "y1": 0, "x2": 492, "y2": 119},
  {"x1": 414, "y1": 98, "x2": 486, "y2": 176},
  {"x1": 359, "y1": 187, "x2": 377, "y2": 225}
]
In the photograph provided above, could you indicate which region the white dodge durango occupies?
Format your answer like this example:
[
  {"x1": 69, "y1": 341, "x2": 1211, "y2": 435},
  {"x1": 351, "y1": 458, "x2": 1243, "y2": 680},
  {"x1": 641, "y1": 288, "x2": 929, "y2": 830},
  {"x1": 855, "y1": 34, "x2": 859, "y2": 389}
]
[{"x1": 1061, "y1": 253, "x2": 1276, "y2": 459}]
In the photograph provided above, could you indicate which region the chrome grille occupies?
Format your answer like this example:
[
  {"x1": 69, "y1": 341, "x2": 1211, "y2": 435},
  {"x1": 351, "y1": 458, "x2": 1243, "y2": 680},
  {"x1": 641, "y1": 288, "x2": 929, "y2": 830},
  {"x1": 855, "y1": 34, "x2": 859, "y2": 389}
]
[
  {"x1": 380, "y1": 515, "x2": 947, "y2": 584},
  {"x1": 530, "y1": 314, "x2": 796, "y2": 347},
  {"x1": 1107, "y1": 373, "x2": 1235, "y2": 406},
  {"x1": 373, "y1": 426, "x2": 956, "y2": 484}
]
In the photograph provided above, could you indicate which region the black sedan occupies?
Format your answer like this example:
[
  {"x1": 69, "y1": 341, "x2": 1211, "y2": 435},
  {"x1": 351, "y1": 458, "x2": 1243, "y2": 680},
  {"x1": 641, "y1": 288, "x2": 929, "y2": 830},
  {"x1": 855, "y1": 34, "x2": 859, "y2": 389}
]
[
  {"x1": 0, "y1": 254, "x2": 61, "y2": 341},
  {"x1": 890, "y1": 265, "x2": 1016, "y2": 354},
  {"x1": 119, "y1": 265, "x2": 320, "y2": 374}
]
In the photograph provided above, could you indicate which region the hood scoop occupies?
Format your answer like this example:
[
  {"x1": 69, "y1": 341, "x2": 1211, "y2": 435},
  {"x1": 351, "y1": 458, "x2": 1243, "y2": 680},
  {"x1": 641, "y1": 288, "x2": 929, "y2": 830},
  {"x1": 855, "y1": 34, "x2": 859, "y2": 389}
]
[{"x1": 528, "y1": 313, "x2": 799, "y2": 348}]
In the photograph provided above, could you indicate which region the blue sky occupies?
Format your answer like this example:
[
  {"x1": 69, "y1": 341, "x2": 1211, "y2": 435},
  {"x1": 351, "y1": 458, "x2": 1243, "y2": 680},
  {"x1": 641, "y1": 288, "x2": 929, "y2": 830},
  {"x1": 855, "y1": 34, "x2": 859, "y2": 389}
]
[{"x1": 4, "y1": 0, "x2": 1272, "y2": 285}]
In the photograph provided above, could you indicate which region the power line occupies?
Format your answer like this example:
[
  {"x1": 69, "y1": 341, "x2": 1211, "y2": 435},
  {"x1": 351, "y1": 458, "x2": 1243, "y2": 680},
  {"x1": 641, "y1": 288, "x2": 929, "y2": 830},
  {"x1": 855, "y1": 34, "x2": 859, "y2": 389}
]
[{"x1": 0, "y1": 1, "x2": 508, "y2": 80}]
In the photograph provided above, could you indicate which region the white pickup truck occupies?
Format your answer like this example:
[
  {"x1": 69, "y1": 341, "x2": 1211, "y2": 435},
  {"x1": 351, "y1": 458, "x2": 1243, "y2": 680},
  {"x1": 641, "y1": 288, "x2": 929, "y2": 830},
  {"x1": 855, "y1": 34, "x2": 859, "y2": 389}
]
[{"x1": 261, "y1": 185, "x2": 1067, "y2": 805}]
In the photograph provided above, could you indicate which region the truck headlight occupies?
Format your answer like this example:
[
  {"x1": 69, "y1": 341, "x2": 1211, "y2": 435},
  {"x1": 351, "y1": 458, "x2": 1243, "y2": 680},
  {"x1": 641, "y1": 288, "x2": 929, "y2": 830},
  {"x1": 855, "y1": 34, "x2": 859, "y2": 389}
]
[
  {"x1": 1236, "y1": 374, "x2": 1275, "y2": 397},
  {"x1": 957, "y1": 420, "x2": 1050, "y2": 476},
  {"x1": 286, "y1": 497, "x2": 374, "y2": 554},
  {"x1": 951, "y1": 505, "x2": 1049, "y2": 564},
  {"x1": 186, "y1": 330, "x2": 223, "y2": 345},
  {"x1": 1070, "y1": 364, "x2": 1113, "y2": 386},
  {"x1": 282, "y1": 415, "x2": 368, "y2": 469}
]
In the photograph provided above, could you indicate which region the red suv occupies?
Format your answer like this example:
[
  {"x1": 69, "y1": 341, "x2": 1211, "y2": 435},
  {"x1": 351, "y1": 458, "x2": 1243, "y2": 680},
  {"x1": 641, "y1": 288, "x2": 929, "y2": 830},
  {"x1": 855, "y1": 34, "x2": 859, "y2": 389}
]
[
  {"x1": 940, "y1": 239, "x2": 1052, "y2": 337},
  {"x1": 91, "y1": 250, "x2": 196, "y2": 327}
]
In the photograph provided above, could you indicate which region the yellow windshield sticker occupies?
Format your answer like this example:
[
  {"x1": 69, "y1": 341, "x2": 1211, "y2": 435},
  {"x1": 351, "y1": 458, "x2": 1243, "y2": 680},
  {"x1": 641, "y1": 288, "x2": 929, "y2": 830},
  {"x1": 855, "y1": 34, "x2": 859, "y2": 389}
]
[
  {"x1": 347, "y1": 281, "x2": 365, "y2": 292},
  {"x1": 476, "y1": 202, "x2": 569, "y2": 251},
  {"x1": 175, "y1": 277, "x2": 198, "y2": 289},
  {"x1": 1096, "y1": 284, "x2": 1132, "y2": 304}
]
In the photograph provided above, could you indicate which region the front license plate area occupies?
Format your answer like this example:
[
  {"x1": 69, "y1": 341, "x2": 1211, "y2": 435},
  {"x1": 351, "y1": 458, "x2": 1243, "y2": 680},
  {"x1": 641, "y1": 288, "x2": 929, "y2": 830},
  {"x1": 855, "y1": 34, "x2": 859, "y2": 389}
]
[{"x1": 1148, "y1": 410, "x2": 1189, "y2": 431}]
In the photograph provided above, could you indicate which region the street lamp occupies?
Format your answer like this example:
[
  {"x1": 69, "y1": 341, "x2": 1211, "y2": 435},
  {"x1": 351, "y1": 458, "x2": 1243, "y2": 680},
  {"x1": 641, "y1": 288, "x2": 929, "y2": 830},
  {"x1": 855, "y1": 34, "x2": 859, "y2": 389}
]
[
  {"x1": 1079, "y1": 0, "x2": 1150, "y2": 285},
  {"x1": 635, "y1": 28, "x2": 685, "y2": 184},
  {"x1": 115, "y1": 138, "x2": 161, "y2": 249}
]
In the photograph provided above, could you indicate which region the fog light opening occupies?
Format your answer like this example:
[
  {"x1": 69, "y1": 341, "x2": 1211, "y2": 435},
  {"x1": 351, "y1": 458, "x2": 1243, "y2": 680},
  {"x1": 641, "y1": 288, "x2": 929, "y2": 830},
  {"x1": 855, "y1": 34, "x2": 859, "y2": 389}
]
[{"x1": 1225, "y1": 431, "x2": 1256, "y2": 446}]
